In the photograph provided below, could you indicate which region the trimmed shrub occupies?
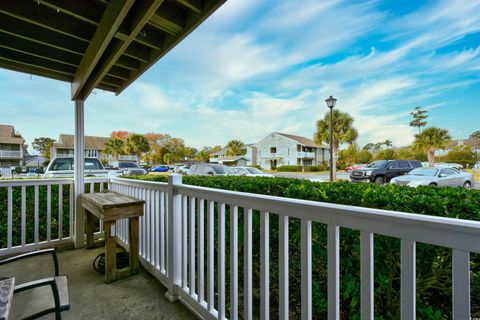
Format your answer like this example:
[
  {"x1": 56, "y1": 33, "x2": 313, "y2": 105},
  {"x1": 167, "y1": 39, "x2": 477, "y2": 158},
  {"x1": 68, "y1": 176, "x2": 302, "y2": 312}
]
[{"x1": 277, "y1": 165, "x2": 328, "y2": 172}]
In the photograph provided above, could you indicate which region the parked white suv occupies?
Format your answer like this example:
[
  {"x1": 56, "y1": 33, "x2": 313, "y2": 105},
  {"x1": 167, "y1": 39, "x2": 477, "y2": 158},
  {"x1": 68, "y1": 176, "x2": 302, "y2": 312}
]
[{"x1": 44, "y1": 158, "x2": 109, "y2": 178}]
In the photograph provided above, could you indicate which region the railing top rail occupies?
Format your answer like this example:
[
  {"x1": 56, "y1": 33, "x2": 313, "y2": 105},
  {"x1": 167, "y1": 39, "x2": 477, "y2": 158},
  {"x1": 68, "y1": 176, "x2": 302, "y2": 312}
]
[
  {"x1": 0, "y1": 177, "x2": 109, "y2": 187},
  {"x1": 111, "y1": 177, "x2": 168, "y2": 191},
  {"x1": 175, "y1": 183, "x2": 480, "y2": 253},
  {"x1": 0, "y1": 178, "x2": 74, "y2": 187}
]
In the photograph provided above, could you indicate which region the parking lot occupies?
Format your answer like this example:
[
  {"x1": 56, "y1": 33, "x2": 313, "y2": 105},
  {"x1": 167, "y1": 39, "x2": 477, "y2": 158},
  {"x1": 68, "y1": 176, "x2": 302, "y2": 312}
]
[{"x1": 271, "y1": 171, "x2": 480, "y2": 190}]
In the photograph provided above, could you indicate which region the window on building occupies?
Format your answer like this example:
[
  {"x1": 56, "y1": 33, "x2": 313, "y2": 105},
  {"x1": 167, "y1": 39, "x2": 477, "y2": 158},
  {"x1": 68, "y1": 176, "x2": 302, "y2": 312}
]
[{"x1": 270, "y1": 147, "x2": 276, "y2": 154}]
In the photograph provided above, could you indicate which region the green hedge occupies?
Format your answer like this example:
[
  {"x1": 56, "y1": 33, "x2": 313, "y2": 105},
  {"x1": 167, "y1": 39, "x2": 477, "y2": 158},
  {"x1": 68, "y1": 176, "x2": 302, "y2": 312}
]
[
  {"x1": 0, "y1": 182, "x2": 106, "y2": 248},
  {"x1": 277, "y1": 164, "x2": 328, "y2": 172},
  {"x1": 129, "y1": 175, "x2": 480, "y2": 319}
]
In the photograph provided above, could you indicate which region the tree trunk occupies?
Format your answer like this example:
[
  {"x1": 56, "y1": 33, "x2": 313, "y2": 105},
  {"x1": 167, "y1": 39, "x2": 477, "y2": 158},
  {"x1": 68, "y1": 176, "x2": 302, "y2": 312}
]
[{"x1": 428, "y1": 148, "x2": 435, "y2": 167}]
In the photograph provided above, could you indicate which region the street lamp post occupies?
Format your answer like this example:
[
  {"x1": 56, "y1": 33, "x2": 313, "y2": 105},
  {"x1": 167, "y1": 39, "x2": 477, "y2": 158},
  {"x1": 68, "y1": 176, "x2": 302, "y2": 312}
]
[{"x1": 325, "y1": 96, "x2": 337, "y2": 182}]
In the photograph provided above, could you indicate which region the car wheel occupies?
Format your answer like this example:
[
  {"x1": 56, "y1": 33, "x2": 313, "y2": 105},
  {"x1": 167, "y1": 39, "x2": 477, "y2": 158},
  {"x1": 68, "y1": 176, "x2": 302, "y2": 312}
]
[
  {"x1": 463, "y1": 181, "x2": 471, "y2": 189},
  {"x1": 374, "y1": 176, "x2": 384, "y2": 184},
  {"x1": 428, "y1": 183, "x2": 437, "y2": 187}
]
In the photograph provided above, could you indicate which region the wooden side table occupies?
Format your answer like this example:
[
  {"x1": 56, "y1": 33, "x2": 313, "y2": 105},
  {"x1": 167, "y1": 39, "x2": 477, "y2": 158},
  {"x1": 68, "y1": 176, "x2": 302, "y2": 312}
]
[{"x1": 81, "y1": 192, "x2": 144, "y2": 283}]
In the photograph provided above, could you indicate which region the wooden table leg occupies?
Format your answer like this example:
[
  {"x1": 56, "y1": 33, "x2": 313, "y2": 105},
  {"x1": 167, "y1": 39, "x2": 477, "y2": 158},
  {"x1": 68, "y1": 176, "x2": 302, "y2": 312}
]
[
  {"x1": 104, "y1": 221, "x2": 117, "y2": 283},
  {"x1": 85, "y1": 211, "x2": 94, "y2": 249},
  {"x1": 129, "y1": 217, "x2": 140, "y2": 275}
]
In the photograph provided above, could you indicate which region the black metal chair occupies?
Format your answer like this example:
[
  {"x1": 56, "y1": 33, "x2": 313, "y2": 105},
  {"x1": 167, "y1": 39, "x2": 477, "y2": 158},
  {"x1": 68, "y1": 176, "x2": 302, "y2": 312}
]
[{"x1": 0, "y1": 249, "x2": 69, "y2": 319}]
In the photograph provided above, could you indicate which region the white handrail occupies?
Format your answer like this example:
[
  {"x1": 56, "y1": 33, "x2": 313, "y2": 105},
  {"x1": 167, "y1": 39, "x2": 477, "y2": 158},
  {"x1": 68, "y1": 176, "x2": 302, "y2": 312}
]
[
  {"x1": 2, "y1": 175, "x2": 476, "y2": 319},
  {"x1": 109, "y1": 175, "x2": 478, "y2": 320}
]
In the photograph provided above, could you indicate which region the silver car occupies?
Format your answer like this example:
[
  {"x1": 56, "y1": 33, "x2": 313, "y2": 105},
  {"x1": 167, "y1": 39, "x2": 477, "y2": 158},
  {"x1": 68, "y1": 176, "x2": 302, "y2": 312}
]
[{"x1": 390, "y1": 166, "x2": 474, "y2": 188}]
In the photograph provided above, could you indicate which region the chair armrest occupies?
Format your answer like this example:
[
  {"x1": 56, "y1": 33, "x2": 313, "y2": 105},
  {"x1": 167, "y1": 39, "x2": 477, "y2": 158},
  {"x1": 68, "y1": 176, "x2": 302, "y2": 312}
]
[
  {"x1": 14, "y1": 277, "x2": 62, "y2": 319},
  {"x1": 0, "y1": 249, "x2": 59, "y2": 276}
]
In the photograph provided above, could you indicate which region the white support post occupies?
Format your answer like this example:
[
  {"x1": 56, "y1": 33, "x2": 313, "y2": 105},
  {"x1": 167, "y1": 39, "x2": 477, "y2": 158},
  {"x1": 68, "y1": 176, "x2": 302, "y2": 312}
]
[
  {"x1": 74, "y1": 99, "x2": 85, "y2": 248},
  {"x1": 165, "y1": 174, "x2": 182, "y2": 302}
]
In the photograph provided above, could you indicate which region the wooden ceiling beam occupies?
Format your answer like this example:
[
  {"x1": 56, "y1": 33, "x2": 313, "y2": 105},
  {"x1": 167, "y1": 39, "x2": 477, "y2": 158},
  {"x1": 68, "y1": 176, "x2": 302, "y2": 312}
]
[
  {"x1": 35, "y1": 0, "x2": 104, "y2": 26},
  {"x1": 175, "y1": 0, "x2": 203, "y2": 14},
  {"x1": 119, "y1": 0, "x2": 226, "y2": 94},
  {"x1": 71, "y1": 0, "x2": 135, "y2": 100},
  {"x1": 149, "y1": 2, "x2": 185, "y2": 35},
  {"x1": 0, "y1": 58, "x2": 73, "y2": 83},
  {"x1": 0, "y1": 32, "x2": 81, "y2": 67},
  {"x1": 0, "y1": 1, "x2": 94, "y2": 42},
  {"x1": 79, "y1": 0, "x2": 165, "y2": 98},
  {"x1": 108, "y1": 66, "x2": 131, "y2": 80},
  {"x1": 0, "y1": 15, "x2": 87, "y2": 56},
  {"x1": 0, "y1": 47, "x2": 75, "y2": 77},
  {"x1": 116, "y1": 25, "x2": 163, "y2": 51},
  {"x1": 116, "y1": 55, "x2": 140, "y2": 70}
]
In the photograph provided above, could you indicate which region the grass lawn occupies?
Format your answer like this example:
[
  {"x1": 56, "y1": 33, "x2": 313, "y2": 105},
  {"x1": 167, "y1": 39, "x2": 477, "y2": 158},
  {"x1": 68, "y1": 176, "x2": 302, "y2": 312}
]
[{"x1": 466, "y1": 169, "x2": 480, "y2": 181}]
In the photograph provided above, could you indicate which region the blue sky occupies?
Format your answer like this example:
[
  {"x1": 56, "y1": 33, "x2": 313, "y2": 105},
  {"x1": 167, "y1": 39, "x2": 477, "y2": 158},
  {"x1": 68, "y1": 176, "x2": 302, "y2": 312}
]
[{"x1": 1, "y1": 0, "x2": 479, "y2": 152}]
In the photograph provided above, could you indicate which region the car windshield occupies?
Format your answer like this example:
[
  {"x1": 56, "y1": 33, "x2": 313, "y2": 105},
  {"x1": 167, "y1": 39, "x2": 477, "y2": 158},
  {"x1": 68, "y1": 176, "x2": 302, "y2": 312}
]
[
  {"x1": 118, "y1": 162, "x2": 139, "y2": 168},
  {"x1": 246, "y1": 168, "x2": 262, "y2": 174},
  {"x1": 408, "y1": 167, "x2": 438, "y2": 176},
  {"x1": 366, "y1": 161, "x2": 387, "y2": 168},
  {"x1": 212, "y1": 166, "x2": 230, "y2": 174},
  {"x1": 51, "y1": 158, "x2": 102, "y2": 170}
]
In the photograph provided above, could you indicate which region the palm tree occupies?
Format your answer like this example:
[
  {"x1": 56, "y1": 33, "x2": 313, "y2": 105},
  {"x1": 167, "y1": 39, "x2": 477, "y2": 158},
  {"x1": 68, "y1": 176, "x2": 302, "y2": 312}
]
[
  {"x1": 103, "y1": 138, "x2": 125, "y2": 161},
  {"x1": 314, "y1": 109, "x2": 358, "y2": 180},
  {"x1": 413, "y1": 127, "x2": 451, "y2": 167},
  {"x1": 225, "y1": 140, "x2": 245, "y2": 156},
  {"x1": 125, "y1": 134, "x2": 151, "y2": 161}
]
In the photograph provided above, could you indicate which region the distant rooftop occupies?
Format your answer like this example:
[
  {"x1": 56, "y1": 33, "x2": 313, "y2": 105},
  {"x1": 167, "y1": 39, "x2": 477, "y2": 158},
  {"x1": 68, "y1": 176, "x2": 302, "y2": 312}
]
[
  {"x1": 0, "y1": 124, "x2": 25, "y2": 144},
  {"x1": 276, "y1": 132, "x2": 328, "y2": 148},
  {"x1": 54, "y1": 134, "x2": 109, "y2": 150}
]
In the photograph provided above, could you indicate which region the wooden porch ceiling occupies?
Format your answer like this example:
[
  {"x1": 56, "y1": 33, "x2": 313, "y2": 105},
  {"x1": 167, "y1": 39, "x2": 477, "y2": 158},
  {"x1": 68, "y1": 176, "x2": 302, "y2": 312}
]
[{"x1": 0, "y1": 0, "x2": 225, "y2": 100}]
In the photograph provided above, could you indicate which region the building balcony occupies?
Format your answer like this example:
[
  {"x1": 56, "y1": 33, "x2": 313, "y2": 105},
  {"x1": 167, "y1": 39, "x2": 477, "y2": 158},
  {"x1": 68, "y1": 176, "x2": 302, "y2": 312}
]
[
  {"x1": 297, "y1": 151, "x2": 315, "y2": 158},
  {"x1": 0, "y1": 150, "x2": 22, "y2": 158},
  {"x1": 0, "y1": 177, "x2": 478, "y2": 319}
]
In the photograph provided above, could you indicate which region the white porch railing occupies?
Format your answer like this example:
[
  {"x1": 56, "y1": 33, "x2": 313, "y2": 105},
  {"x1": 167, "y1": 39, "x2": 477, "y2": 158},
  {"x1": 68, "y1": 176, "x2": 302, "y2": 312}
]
[
  {"x1": 0, "y1": 178, "x2": 108, "y2": 257},
  {"x1": 109, "y1": 176, "x2": 480, "y2": 320},
  {"x1": 0, "y1": 150, "x2": 22, "y2": 158}
]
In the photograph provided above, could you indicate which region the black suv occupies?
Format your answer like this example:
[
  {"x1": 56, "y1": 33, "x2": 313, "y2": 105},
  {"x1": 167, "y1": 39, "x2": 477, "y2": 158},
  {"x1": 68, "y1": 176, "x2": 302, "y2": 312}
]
[{"x1": 350, "y1": 160, "x2": 422, "y2": 184}]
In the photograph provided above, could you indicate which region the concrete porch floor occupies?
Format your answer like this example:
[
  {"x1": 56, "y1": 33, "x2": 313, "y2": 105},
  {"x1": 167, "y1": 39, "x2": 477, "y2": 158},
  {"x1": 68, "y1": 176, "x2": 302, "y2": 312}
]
[{"x1": 50, "y1": 247, "x2": 196, "y2": 320}]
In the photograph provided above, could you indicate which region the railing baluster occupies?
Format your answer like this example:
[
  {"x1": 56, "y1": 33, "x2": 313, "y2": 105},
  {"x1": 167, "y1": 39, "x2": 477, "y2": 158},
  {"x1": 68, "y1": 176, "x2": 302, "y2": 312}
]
[
  {"x1": 361, "y1": 231, "x2": 374, "y2": 320},
  {"x1": 401, "y1": 239, "x2": 416, "y2": 320},
  {"x1": 279, "y1": 215, "x2": 289, "y2": 320},
  {"x1": 189, "y1": 197, "x2": 196, "y2": 296},
  {"x1": 207, "y1": 200, "x2": 215, "y2": 311},
  {"x1": 453, "y1": 249, "x2": 470, "y2": 319},
  {"x1": 198, "y1": 198, "x2": 205, "y2": 303},
  {"x1": 58, "y1": 184, "x2": 63, "y2": 240},
  {"x1": 230, "y1": 205, "x2": 238, "y2": 320},
  {"x1": 89, "y1": 182, "x2": 94, "y2": 193},
  {"x1": 47, "y1": 184, "x2": 51, "y2": 242},
  {"x1": 34, "y1": 185, "x2": 39, "y2": 244},
  {"x1": 260, "y1": 211, "x2": 269, "y2": 320},
  {"x1": 160, "y1": 191, "x2": 165, "y2": 272},
  {"x1": 182, "y1": 195, "x2": 188, "y2": 290},
  {"x1": 244, "y1": 208, "x2": 253, "y2": 320},
  {"x1": 69, "y1": 182, "x2": 73, "y2": 238},
  {"x1": 154, "y1": 190, "x2": 159, "y2": 269},
  {"x1": 21, "y1": 186, "x2": 26, "y2": 246},
  {"x1": 145, "y1": 188, "x2": 150, "y2": 262},
  {"x1": 218, "y1": 203, "x2": 226, "y2": 319},
  {"x1": 301, "y1": 219, "x2": 312, "y2": 320},
  {"x1": 7, "y1": 187, "x2": 12, "y2": 248},
  {"x1": 328, "y1": 224, "x2": 339, "y2": 320}
]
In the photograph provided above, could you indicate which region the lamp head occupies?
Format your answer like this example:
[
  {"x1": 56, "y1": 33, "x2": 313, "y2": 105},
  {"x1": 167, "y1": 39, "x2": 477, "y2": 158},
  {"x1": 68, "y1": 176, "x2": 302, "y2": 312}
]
[{"x1": 325, "y1": 95, "x2": 337, "y2": 108}]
